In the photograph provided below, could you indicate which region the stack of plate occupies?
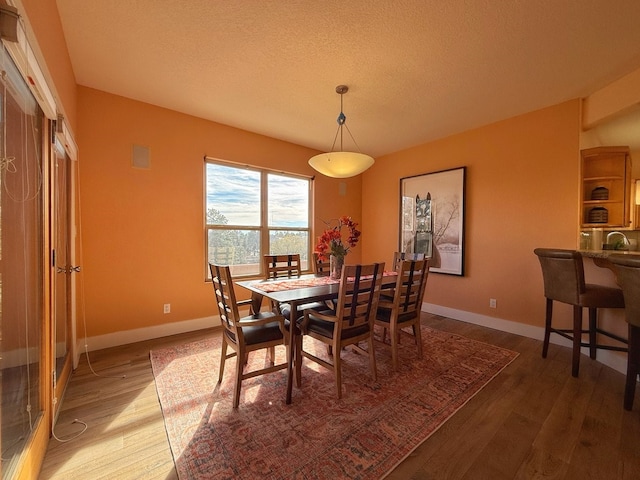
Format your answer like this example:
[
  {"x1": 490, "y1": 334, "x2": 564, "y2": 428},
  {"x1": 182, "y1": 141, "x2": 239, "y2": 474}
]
[
  {"x1": 590, "y1": 186, "x2": 609, "y2": 200},
  {"x1": 588, "y1": 207, "x2": 608, "y2": 223}
]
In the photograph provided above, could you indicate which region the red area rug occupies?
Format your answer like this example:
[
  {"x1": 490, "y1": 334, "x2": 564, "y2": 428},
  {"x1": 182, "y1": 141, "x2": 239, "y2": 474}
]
[{"x1": 150, "y1": 326, "x2": 518, "y2": 479}]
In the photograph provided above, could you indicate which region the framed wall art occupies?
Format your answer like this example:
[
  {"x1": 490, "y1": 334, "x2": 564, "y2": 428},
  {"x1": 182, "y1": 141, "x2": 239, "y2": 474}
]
[{"x1": 399, "y1": 166, "x2": 466, "y2": 276}]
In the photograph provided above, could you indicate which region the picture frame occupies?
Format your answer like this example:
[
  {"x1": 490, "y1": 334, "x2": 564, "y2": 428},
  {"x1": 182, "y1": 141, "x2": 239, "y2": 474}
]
[{"x1": 399, "y1": 166, "x2": 466, "y2": 276}]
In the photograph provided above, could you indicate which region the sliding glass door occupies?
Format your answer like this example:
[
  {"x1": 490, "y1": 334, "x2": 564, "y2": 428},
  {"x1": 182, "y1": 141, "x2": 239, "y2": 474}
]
[{"x1": 0, "y1": 46, "x2": 46, "y2": 479}]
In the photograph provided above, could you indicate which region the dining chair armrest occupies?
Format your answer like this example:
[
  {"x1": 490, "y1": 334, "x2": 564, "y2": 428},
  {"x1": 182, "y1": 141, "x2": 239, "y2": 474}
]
[
  {"x1": 298, "y1": 307, "x2": 337, "y2": 334},
  {"x1": 236, "y1": 292, "x2": 264, "y2": 314},
  {"x1": 238, "y1": 312, "x2": 284, "y2": 328},
  {"x1": 304, "y1": 308, "x2": 338, "y2": 323}
]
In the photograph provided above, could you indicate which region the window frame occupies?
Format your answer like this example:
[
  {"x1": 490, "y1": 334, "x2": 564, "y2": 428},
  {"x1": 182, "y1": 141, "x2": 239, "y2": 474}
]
[{"x1": 204, "y1": 158, "x2": 313, "y2": 280}]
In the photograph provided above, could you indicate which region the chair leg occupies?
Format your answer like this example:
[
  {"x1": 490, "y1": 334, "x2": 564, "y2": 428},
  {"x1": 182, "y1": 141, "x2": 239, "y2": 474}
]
[
  {"x1": 624, "y1": 324, "x2": 640, "y2": 411},
  {"x1": 267, "y1": 346, "x2": 275, "y2": 365},
  {"x1": 390, "y1": 321, "x2": 399, "y2": 371},
  {"x1": 572, "y1": 306, "x2": 582, "y2": 377},
  {"x1": 368, "y1": 335, "x2": 377, "y2": 381},
  {"x1": 218, "y1": 337, "x2": 227, "y2": 383},
  {"x1": 334, "y1": 339, "x2": 342, "y2": 399},
  {"x1": 295, "y1": 334, "x2": 302, "y2": 387},
  {"x1": 589, "y1": 308, "x2": 597, "y2": 359},
  {"x1": 233, "y1": 347, "x2": 244, "y2": 408},
  {"x1": 414, "y1": 322, "x2": 423, "y2": 359},
  {"x1": 542, "y1": 298, "x2": 553, "y2": 358}
]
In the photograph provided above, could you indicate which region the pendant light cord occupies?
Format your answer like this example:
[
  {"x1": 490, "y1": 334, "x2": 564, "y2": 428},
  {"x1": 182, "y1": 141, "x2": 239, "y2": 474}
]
[{"x1": 328, "y1": 87, "x2": 363, "y2": 154}]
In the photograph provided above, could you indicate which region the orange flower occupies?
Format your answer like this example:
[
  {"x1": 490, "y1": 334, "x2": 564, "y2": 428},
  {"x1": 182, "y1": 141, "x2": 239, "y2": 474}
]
[{"x1": 315, "y1": 216, "x2": 361, "y2": 261}]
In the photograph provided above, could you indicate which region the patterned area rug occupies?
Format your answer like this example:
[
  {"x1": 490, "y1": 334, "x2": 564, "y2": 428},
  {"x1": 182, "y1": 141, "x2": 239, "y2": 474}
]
[{"x1": 150, "y1": 326, "x2": 518, "y2": 479}]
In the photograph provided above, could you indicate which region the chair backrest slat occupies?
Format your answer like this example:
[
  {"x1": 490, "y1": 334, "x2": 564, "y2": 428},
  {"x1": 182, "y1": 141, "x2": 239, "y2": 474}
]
[
  {"x1": 263, "y1": 254, "x2": 302, "y2": 279},
  {"x1": 335, "y1": 263, "x2": 385, "y2": 332},
  {"x1": 393, "y1": 251, "x2": 426, "y2": 271},
  {"x1": 393, "y1": 259, "x2": 430, "y2": 317},
  {"x1": 312, "y1": 252, "x2": 330, "y2": 276},
  {"x1": 209, "y1": 263, "x2": 242, "y2": 338}
]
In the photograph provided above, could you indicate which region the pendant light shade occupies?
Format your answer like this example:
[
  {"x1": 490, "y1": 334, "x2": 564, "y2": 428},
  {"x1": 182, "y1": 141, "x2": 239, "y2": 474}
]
[
  {"x1": 309, "y1": 85, "x2": 374, "y2": 178},
  {"x1": 308, "y1": 151, "x2": 374, "y2": 178}
]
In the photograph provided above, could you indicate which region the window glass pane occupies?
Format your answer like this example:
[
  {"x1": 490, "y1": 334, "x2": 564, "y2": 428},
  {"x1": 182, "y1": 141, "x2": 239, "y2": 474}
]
[
  {"x1": 267, "y1": 174, "x2": 308, "y2": 227},
  {"x1": 207, "y1": 229, "x2": 260, "y2": 276},
  {"x1": 205, "y1": 160, "x2": 311, "y2": 278},
  {"x1": 269, "y1": 230, "x2": 310, "y2": 269},
  {"x1": 206, "y1": 163, "x2": 260, "y2": 226}
]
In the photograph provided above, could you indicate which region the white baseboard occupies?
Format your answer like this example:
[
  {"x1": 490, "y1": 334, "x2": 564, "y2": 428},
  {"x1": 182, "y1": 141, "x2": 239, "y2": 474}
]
[
  {"x1": 76, "y1": 305, "x2": 628, "y2": 377},
  {"x1": 2, "y1": 346, "x2": 37, "y2": 369},
  {"x1": 77, "y1": 316, "x2": 219, "y2": 354},
  {"x1": 423, "y1": 303, "x2": 628, "y2": 376}
]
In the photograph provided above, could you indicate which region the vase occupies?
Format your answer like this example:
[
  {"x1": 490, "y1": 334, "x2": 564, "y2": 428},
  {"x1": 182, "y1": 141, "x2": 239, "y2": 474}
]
[{"x1": 330, "y1": 254, "x2": 344, "y2": 280}]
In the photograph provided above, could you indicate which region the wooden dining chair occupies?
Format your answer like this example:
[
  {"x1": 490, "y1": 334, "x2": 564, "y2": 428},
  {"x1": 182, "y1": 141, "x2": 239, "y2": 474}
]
[
  {"x1": 383, "y1": 252, "x2": 427, "y2": 304},
  {"x1": 375, "y1": 259, "x2": 430, "y2": 371},
  {"x1": 312, "y1": 252, "x2": 331, "y2": 276},
  {"x1": 209, "y1": 263, "x2": 288, "y2": 408},
  {"x1": 262, "y1": 253, "x2": 300, "y2": 313},
  {"x1": 609, "y1": 254, "x2": 640, "y2": 411},
  {"x1": 297, "y1": 262, "x2": 385, "y2": 399},
  {"x1": 264, "y1": 253, "x2": 326, "y2": 318},
  {"x1": 533, "y1": 248, "x2": 626, "y2": 377},
  {"x1": 392, "y1": 251, "x2": 426, "y2": 271},
  {"x1": 312, "y1": 252, "x2": 337, "y2": 312},
  {"x1": 263, "y1": 254, "x2": 302, "y2": 279}
]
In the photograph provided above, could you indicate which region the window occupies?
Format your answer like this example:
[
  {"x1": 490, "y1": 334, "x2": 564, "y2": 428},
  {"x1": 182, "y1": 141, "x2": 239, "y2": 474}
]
[{"x1": 205, "y1": 159, "x2": 311, "y2": 277}]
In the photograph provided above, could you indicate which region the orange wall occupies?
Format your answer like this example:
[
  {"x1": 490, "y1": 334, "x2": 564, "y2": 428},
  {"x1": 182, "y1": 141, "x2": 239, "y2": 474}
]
[
  {"x1": 76, "y1": 87, "x2": 363, "y2": 338},
  {"x1": 77, "y1": 90, "x2": 581, "y2": 340},
  {"x1": 24, "y1": 0, "x2": 582, "y2": 341},
  {"x1": 362, "y1": 99, "x2": 582, "y2": 329}
]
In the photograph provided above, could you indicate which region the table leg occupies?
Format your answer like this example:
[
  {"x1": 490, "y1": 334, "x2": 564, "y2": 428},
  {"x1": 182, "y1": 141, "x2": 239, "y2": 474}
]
[
  {"x1": 250, "y1": 291, "x2": 263, "y2": 314},
  {"x1": 286, "y1": 300, "x2": 299, "y2": 404}
]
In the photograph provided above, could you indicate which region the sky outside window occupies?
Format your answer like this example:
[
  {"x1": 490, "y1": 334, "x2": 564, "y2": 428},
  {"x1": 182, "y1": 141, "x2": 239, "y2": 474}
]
[{"x1": 206, "y1": 163, "x2": 308, "y2": 227}]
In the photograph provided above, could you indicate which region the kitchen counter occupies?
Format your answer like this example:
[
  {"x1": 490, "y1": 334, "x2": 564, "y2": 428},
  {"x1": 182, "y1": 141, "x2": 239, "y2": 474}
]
[
  {"x1": 580, "y1": 249, "x2": 640, "y2": 283},
  {"x1": 579, "y1": 249, "x2": 640, "y2": 259}
]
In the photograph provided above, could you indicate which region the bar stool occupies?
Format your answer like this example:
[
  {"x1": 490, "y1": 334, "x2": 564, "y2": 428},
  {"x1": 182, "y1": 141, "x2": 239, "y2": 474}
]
[
  {"x1": 533, "y1": 248, "x2": 626, "y2": 377},
  {"x1": 609, "y1": 254, "x2": 640, "y2": 411}
]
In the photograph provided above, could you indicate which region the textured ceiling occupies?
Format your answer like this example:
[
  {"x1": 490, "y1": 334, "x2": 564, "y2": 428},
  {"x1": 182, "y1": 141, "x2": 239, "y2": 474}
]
[{"x1": 55, "y1": 0, "x2": 640, "y2": 158}]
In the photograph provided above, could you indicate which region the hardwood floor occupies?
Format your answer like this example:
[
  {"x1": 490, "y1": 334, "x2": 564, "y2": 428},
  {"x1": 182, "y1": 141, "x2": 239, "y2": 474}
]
[{"x1": 39, "y1": 314, "x2": 640, "y2": 479}]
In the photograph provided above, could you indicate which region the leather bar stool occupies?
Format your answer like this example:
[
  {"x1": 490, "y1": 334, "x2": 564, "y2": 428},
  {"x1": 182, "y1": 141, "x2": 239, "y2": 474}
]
[
  {"x1": 609, "y1": 254, "x2": 640, "y2": 411},
  {"x1": 533, "y1": 248, "x2": 625, "y2": 377}
]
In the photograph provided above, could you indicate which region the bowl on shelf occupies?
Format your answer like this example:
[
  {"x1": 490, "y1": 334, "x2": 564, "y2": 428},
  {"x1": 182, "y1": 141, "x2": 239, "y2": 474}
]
[
  {"x1": 590, "y1": 186, "x2": 609, "y2": 200},
  {"x1": 588, "y1": 207, "x2": 608, "y2": 223}
]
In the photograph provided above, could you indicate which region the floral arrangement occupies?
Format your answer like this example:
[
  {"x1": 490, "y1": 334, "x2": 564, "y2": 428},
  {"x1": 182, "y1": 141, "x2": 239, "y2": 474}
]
[{"x1": 315, "y1": 215, "x2": 361, "y2": 261}]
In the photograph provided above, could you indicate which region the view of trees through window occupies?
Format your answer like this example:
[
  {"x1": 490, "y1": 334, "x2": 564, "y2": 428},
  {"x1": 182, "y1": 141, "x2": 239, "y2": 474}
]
[{"x1": 205, "y1": 160, "x2": 311, "y2": 277}]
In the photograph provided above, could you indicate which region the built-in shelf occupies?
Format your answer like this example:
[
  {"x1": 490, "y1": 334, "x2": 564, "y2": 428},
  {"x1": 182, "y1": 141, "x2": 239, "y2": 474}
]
[{"x1": 580, "y1": 146, "x2": 632, "y2": 228}]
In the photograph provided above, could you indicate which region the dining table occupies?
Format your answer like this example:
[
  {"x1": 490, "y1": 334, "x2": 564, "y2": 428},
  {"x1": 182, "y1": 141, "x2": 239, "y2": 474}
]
[{"x1": 237, "y1": 270, "x2": 398, "y2": 404}]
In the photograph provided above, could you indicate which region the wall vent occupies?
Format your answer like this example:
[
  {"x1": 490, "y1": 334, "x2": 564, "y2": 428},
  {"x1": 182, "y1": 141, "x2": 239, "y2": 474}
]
[{"x1": 132, "y1": 144, "x2": 150, "y2": 169}]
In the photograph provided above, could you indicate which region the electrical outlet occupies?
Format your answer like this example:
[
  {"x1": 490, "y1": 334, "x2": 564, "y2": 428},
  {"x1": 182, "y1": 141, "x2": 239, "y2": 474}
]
[
  {"x1": 489, "y1": 298, "x2": 497, "y2": 308},
  {"x1": 163, "y1": 303, "x2": 171, "y2": 314}
]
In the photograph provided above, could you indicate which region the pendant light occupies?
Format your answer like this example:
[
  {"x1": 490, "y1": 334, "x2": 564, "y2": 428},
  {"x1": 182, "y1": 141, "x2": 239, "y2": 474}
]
[{"x1": 309, "y1": 85, "x2": 375, "y2": 178}]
